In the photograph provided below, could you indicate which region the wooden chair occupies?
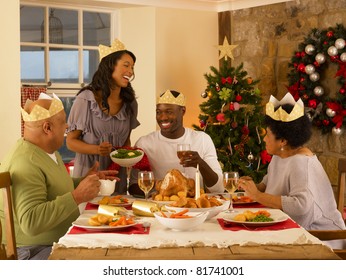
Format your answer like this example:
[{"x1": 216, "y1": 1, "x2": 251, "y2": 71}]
[
  {"x1": 337, "y1": 158, "x2": 346, "y2": 219},
  {"x1": 0, "y1": 171, "x2": 17, "y2": 260},
  {"x1": 308, "y1": 230, "x2": 346, "y2": 259}
]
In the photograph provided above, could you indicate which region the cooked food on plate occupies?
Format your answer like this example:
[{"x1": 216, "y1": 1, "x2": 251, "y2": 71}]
[
  {"x1": 233, "y1": 210, "x2": 273, "y2": 222},
  {"x1": 98, "y1": 195, "x2": 129, "y2": 205},
  {"x1": 88, "y1": 214, "x2": 135, "y2": 227}
]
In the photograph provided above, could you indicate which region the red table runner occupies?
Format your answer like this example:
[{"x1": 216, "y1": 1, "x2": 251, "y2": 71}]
[
  {"x1": 85, "y1": 202, "x2": 132, "y2": 211},
  {"x1": 217, "y1": 218, "x2": 300, "y2": 231},
  {"x1": 69, "y1": 223, "x2": 149, "y2": 235}
]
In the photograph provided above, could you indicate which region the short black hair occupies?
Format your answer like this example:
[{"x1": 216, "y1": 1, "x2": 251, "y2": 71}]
[{"x1": 265, "y1": 104, "x2": 312, "y2": 148}]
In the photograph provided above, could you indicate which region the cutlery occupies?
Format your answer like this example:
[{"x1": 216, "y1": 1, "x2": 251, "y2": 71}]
[{"x1": 143, "y1": 221, "x2": 151, "y2": 232}]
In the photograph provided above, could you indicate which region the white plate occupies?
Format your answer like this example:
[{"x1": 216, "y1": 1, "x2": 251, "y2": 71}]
[
  {"x1": 223, "y1": 208, "x2": 288, "y2": 227},
  {"x1": 72, "y1": 213, "x2": 137, "y2": 231},
  {"x1": 89, "y1": 196, "x2": 133, "y2": 207}
]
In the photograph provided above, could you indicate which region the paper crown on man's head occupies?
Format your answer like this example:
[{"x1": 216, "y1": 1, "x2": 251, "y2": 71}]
[
  {"x1": 21, "y1": 93, "x2": 64, "y2": 122},
  {"x1": 265, "y1": 92, "x2": 304, "y2": 122},
  {"x1": 98, "y1": 39, "x2": 126, "y2": 61},
  {"x1": 157, "y1": 90, "x2": 186, "y2": 106}
]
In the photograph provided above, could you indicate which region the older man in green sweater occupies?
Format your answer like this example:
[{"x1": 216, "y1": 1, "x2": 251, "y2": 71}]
[{"x1": 0, "y1": 93, "x2": 118, "y2": 259}]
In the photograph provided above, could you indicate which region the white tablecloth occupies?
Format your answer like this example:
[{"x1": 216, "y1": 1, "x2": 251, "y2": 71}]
[{"x1": 53, "y1": 207, "x2": 323, "y2": 250}]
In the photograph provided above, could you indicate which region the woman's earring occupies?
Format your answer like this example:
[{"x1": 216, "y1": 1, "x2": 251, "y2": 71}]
[{"x1": 280, "y1": 146, "x2": 284, "y2": 151}]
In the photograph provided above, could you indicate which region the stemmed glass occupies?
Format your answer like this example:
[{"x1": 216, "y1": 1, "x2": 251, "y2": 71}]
[
  {"x1": 138, "y1": 171, "x2": 155, "y2": 200},
  {"x1": 177, "y1": 143, "x2": 191, "y2": 176},
  {"x1": 223, "y1": 171, "x2": 239, "y2": 213}
]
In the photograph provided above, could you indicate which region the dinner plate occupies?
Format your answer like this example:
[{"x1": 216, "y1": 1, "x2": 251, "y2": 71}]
[
  {"x1": 72, "y1": 214, "x2": 137, "y2": 231},
  {"x1": 223, "y1": 208, "x2": 288, "y2": 227},
  {"x1": 89, "y1": 196, "x2": 133, "y2": 207}
]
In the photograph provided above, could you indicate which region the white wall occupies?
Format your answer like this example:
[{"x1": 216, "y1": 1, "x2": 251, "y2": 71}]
[
  {"x1": 0, "y1": 3, "x2": 217, "y2": 160},
  {"x1": 0, "y1": 0, "x2": 21, "y2": 161},
  {"x1": 119, "y1": 7, "x2": 218, "y2": 144}
]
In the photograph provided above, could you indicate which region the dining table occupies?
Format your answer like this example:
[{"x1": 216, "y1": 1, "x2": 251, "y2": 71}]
[{"x1": 48, "y1": 196, "x2": 340, "y2": 260}]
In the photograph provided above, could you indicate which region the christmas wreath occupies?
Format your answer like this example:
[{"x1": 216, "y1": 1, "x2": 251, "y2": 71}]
[{"x1": 287, "y1": 24, "x2": 346, "y2": 135}]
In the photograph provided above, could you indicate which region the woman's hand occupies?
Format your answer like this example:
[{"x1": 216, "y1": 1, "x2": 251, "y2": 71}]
[
  {"x1": 98, "y1": 141, "x2": 112, "y2": 156},
  {"x1": 238, "y1": 177, "x2": 259, "y2": 200}
]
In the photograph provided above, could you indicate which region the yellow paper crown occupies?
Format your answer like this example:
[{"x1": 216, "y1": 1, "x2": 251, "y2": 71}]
[
  {"x1": 99, "y1": 39, "x2": 126, "y2": 61},
  {"x1": 21, "y1": 93, "x2": 64, "y2": 122},
  {"x1": 265, "y1": 93, "x2": 304, "y2": 122},
  {"x1": 157, "y1": 90, "x2": 186, "y2": 106}
]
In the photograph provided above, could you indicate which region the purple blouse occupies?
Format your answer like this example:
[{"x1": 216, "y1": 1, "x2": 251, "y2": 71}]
[{"x1": 67, "y1": 90, "x2": 140, "y2": 177}]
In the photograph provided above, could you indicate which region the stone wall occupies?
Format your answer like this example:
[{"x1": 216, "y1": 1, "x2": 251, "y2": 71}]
[{"x1": 228, "y1": 0, "x2": 346, "y2": 195}]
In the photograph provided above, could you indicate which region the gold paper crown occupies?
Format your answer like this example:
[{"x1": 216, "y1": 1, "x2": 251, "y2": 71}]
[
  {"x1": 99, "y1": 39, "x2": 126, "y2": 61},
  {"x1": 157, "y1": 90, "x2": 186, "y2": 106},
  {"x1": 21, "y1": 93, "x2": 64, "y2": 122},
  {"x1": 265, "y1": 93, "x2": 304, "y2": 122}
]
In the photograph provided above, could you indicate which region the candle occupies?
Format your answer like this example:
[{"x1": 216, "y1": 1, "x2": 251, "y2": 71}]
[{"x1": 195, "y1": 164, "x2": 200, "y2": 199}]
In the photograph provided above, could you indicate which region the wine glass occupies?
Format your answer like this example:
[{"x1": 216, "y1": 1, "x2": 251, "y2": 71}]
[
  {"x1": 223, "y1": 171, "x2": 239, "y2": 213},
  {"x1": 138, "y1": 171, "x2": 155, "y2": 200},
  {"x1": 177, "y1": 143, "x2": 191, "y2": 176}
]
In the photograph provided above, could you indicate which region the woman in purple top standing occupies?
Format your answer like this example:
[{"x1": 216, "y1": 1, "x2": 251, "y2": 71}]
[{"x1": 66, "y1": 39, "x2": 140, "y2": 193}]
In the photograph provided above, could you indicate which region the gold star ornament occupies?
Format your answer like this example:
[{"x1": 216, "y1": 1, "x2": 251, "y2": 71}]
[{"x1": 218, "y1": 37, "x2": 238, "y2": 61}]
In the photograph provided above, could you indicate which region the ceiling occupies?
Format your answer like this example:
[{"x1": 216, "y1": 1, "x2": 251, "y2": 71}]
[{"x1": 24, "y1": 0, "x2": 293, "y2": 12}]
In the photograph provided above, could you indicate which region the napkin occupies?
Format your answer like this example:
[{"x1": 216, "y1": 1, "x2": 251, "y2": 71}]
[
  {"x1": 69, "y1": 223, "x2": 149, "y2": 235},
  {"x1": 217, "y1": 218, "x2": 300, "y2": 231},
  {"x1": 233, "y1": 202, "x2": 265, "y2": 208}
]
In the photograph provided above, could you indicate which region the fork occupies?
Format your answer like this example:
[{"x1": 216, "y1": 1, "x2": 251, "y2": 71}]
[{"x1": 143, "y1": 221, "x2": 151, "y2": 232}]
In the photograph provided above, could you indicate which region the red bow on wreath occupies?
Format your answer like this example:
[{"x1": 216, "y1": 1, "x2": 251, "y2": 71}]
[
  {"x1": 326, "y1": 102, "x2": 346, "y2": 128},
  {"x1": 221, "y1": 76, "x2": 233, "y2": 85},
  {"x1": 107, "y1": 146, "x2": 152, "y2": 171},
  {"x1": 335, "y1": 61, "x2": 346, "y2": 78},
  {"x1": 287, "y1": 82, "x2": 305, "y2": 101}
]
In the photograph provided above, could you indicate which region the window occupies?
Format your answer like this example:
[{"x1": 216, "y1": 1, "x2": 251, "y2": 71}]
[
  {"x1": 20, "y1": 4, "x2": 113, "y2": 162},
  {"x1": 20, "y1": 5, "x2": 111, "y2": 87}
]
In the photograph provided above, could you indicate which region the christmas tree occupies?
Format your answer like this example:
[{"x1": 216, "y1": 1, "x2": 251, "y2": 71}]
[{"x1": 193, "y1": 40, "x2": 270, "y2": 183}]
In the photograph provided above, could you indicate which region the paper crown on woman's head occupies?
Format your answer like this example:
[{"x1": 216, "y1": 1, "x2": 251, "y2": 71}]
[
  {"x1": 157, "y1": 90, "x2": 186, "y2": 106},
  {"x1": 265, "y1": 92, "x2": 304, "y2": 122},
  {"x1": 21, "y1": 93, "x2": 64, "y2": 122},
  {"x1": 98, "y1": 39, "x2": 126, "y2": 61}
]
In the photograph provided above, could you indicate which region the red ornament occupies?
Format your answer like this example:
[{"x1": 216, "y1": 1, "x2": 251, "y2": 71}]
[
  {"x1": 314, "y1": 61, "x2": 319, "y2": 67},
  {"x1": 235, "y1": 94, "x2": 242, "y2": 102},
  {"x1": 303, "y1": 94, "x2": 309, "y2": 100},
  {"x1": 199, "y1": 119, "x2": 206, "y2": 128},
  {"x1": 216, "y1": 113, "x2": 225, "y2": 122},
  {"x1": 231, "y1": 121, "x2": 238, "y2": 129},
  {"x1": 340, "y1": 88, "x2": 346, "y2": 95},
  {"x1": 308, "y1": 99, "x2": 317, "y2": 109},
  {"x1": 295, "y1": 52, "x2": 301, "y2": 58},
  {"x1": 300, "y1": 52, "x2": 306, "y2": 57},
  {"x1": 298, "y1": 63, "x2": 306, "y2": 72},
  {"x1": 241, "y1": 125, "x2": 250, "y2": 135},
  {"x1": 323, "y1": 41, "x2": 328, "y2": 45},
  {"x1": 300, "y1": 77, "x2": 305, "y2": 83},
  {"x1": 327, "y1": 31, "x2": 334, "y2": 38},
  {"x1": 229, "y1": 102, "x2": 235, "y2": 111},
  {"x1": 221, "y1": 76, "x2": 232, "y2": 84},
  {"x1": 322, "y1": 119, "x2": 330, "y2": 126}
]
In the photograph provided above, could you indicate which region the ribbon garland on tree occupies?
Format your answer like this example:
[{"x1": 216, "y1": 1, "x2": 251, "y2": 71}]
[{"x1": 286, "y1": 24, "x2": 346, "y2": 136}]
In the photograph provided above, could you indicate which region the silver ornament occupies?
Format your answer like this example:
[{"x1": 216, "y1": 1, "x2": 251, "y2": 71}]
[
  {"x1": 340, "y1": 52, "x2": 346, "y2": 62},
  {"x1": 247, "y1": 152, "x2": 254, "y2": 163},
  {"x1": 326, "y1": 108, "x2": 336, "y2": 117},
  {"x1": 313, "y1": 86, "x2": 324, "y2": 96},
  {"x1": 327, "y1": 46, "x2": 338, "y2": 56},
  {"x1": 332, "y1": 127, "x2": 343, "y2": 136},
  {"x1": 309, "y1": 72, "x2": 320, "y2": 82},
  {"x1": 201, "y1": 91, "x2": 208, "y2": 98},
  {"x1": 304, "y1": 44, "x2": 315, "y2": 55},
  {"x1": 305, "y1": 64, "x2": 315, "y2": 75},
  {"x1": 335, "y1": 38, "x2": 346, "y2": 50},
  {"x1": 315, "y1": 53, "x2": 326, "y2": 64}
]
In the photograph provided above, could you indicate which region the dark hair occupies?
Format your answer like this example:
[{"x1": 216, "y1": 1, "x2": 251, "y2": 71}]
[
  {"x1": 265, "y1": 104, "x2": 312, "y2": 148},
  {"x1": 78, "y1": 50, "x2": 136, "y2": 113}
]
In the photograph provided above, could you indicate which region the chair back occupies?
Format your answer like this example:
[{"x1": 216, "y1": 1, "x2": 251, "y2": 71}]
[
  {"x1": 337, "y1": 158, "x2": 346, "y2": 218},
  {"x1": 0, "y1": 171, "x2": 17, "y2": 260},
  {"x1": 308, "y1": 230, "x2": 346, "y2": 260}
]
